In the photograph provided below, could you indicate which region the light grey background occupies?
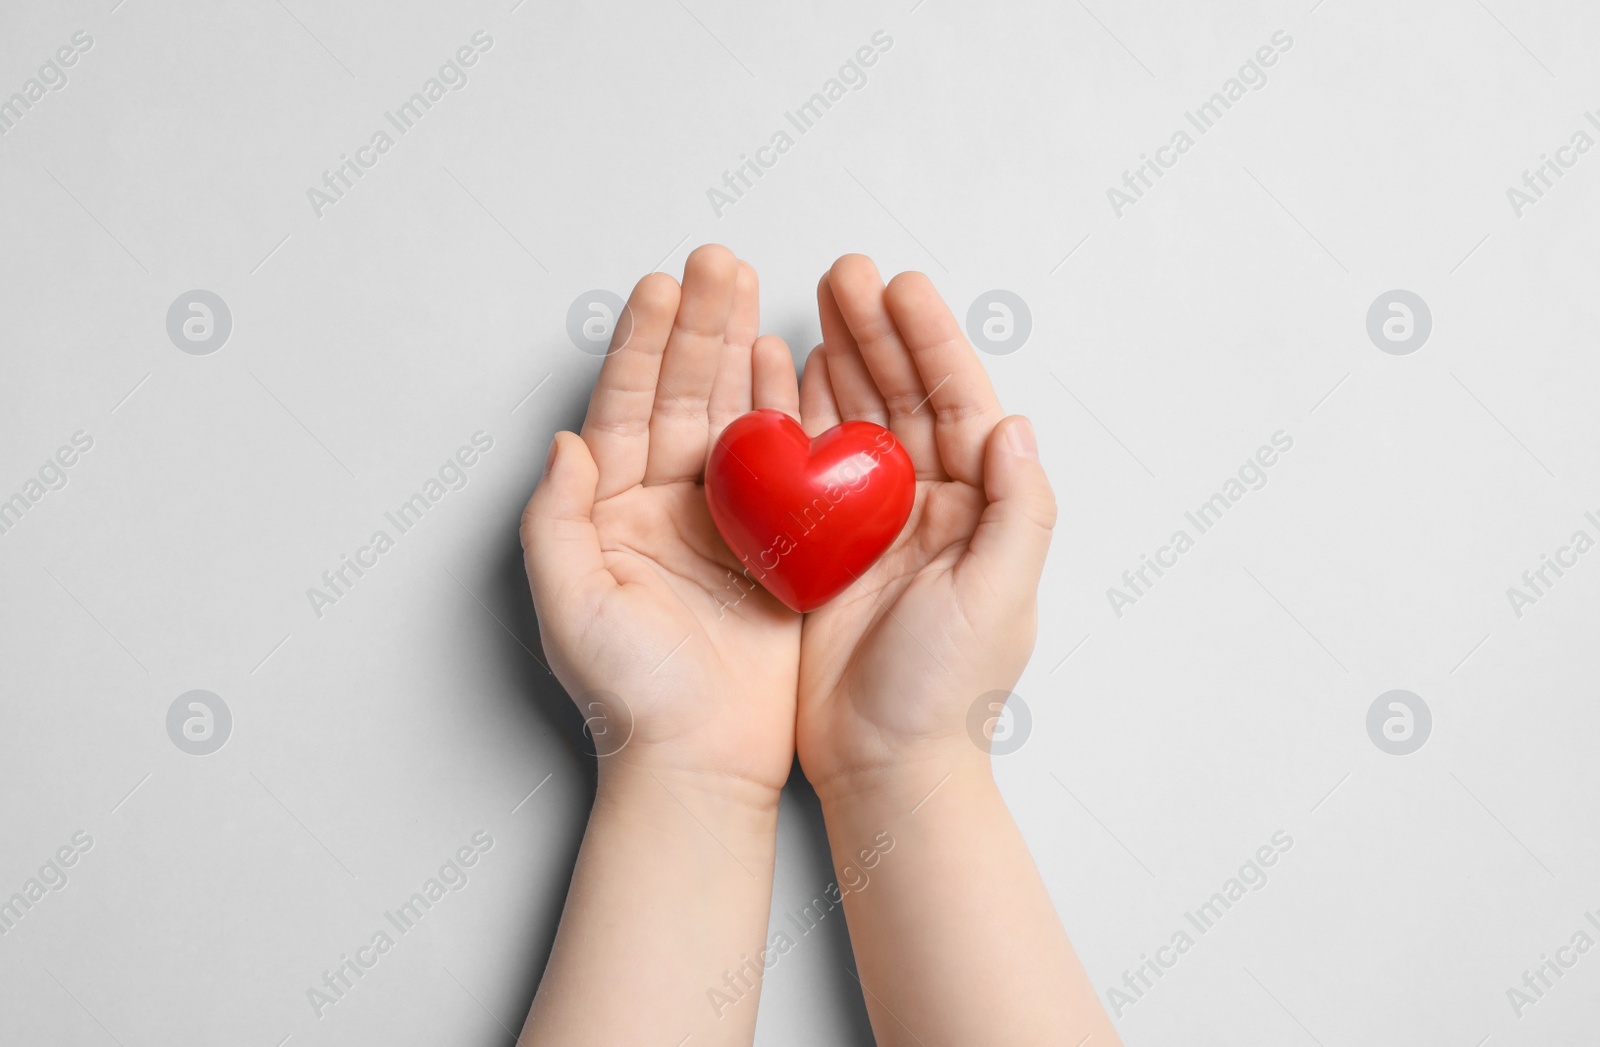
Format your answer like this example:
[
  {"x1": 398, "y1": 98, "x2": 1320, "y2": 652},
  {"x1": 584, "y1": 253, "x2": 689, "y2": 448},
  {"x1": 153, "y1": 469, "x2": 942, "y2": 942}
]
[{"x1": 2, "y1": 0, "x2": 1597, "y2": 1044}]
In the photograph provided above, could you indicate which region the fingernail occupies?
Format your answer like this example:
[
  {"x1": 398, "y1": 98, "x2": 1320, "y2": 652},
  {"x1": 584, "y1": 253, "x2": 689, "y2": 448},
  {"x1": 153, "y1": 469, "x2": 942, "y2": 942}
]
[
  {"x1": 543, "y1": 435, "x2": 560, "y2": 477},
  {"x1": 1005, "y1": 418, "x2": 1037, "y2": 460}
]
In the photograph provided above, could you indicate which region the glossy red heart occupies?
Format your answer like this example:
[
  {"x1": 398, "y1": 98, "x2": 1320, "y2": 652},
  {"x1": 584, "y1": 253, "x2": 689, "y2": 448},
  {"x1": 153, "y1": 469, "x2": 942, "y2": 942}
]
[{"x1": 705, "y1": 410, "x2": 915, "y2": 613}]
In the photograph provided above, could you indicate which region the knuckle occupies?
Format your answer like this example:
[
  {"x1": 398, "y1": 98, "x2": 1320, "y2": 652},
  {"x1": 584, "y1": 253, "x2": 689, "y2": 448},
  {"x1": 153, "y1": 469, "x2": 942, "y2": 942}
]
[
  {"x1": 1021, "y1": 487, "x2": 1058, "y2": 532},
  {"x1": 586, "y1": 413, "x2": 649, "y2": 438},
  {"x1": 882, "y1": 389, "x2": 926, "y2": 418},
  {"x1": 934, "y1": 399, "x2": 994, "y2": 427},
  {"x1": 518, "y1": 500, "x2": 542, "y2": 550}
]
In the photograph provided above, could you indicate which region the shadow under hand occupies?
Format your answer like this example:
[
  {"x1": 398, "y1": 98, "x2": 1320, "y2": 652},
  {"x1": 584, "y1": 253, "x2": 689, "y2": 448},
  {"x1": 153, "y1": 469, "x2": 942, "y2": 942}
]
[{"x1": 773, "y1": 761, "x2": 876, "y2": 1047}]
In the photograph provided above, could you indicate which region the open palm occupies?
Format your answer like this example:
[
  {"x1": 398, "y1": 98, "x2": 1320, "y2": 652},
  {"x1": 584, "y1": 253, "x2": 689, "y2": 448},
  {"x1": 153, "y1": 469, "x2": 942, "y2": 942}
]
[
  {"x1": 522, "y1": 246, "x2": 803, "y2": 793},
  {"x1": 793, "y1": 257, "x2": 1057, "y2": 791}
]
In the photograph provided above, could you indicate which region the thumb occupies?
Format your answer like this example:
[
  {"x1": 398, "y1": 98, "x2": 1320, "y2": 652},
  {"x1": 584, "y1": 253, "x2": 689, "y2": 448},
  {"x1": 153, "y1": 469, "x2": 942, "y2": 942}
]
[
  {"x1": 520, "y1": 432, "x2": 613, "y2": 620},
  {"x1": 960, "y1": 416, "x2": 1057, "y2": 608}
]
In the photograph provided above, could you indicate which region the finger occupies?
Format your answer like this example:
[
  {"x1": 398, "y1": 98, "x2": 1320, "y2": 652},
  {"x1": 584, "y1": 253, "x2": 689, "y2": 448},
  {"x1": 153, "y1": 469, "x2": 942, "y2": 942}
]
[
  {"x1": 580, "y1": 273, "x2": 681, "y2": 499},
  {"x1": 521, "y1": 432, "x2": 616, "y2": 641},
  {"x1": 645, "y1": 244, "x2": 739, "y2": 486},
  {"x1": 752, "y1": 334, "x2": 800, "y2": 419},
  {"x1": 799, "y1": 345, "x2": 842, "y2": 436},
  {"x1": 708, "y1": 260, "x2": 760, "y2": 442},
  {"x1": 818, "y1": 272, "x2": 887, "y2": 425},
  {"x1": 957, "y1": 417, "x2": 1055, "y2": 609},
  {"x1": 884, "y1": 271, "x2": 1005, "y2": 486},
  {"x1": 827, "y1": 254, "x2": 943, "y2": 480}
]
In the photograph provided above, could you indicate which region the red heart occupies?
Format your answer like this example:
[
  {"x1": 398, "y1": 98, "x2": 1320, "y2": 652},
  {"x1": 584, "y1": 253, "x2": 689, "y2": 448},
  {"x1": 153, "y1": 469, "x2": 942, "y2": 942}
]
[{"x1": 705, "y1": 410, "x2": 916, "y2": 613}]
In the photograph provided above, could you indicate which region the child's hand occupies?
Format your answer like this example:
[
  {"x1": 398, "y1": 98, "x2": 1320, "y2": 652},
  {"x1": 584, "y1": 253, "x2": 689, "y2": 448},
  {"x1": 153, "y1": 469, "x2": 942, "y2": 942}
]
[
  {"x1": 791, "y1": 258, "x2": 1109, "y2": 1045},
  {"x1": 794, "y1": 255, "x2": 1057, "y2": 795},
  {"x1": 521, "y1": 246, "x2": 802, "y2": 800},
  {"x1": 518, "y1": 249, "x2": 1115, "y2": 1047}
]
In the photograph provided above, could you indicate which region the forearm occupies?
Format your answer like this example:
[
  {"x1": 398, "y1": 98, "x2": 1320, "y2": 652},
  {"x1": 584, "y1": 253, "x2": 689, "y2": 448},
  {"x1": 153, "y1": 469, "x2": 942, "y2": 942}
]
[
  {"x1": 818, "y1": 749, "x2": 1120, "y2": 1047},
  {"x1": 520, "y1": 760, "x2": 780, "y2": 1046}
]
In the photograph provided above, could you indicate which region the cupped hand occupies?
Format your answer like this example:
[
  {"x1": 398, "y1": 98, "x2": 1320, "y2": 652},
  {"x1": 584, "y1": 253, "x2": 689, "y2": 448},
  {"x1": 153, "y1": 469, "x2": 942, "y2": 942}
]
[
  {"x1": 793, "y1": 255, "x2": 1058, "y2": 793},
  {"x1": 521, "y1": 245, "x2": 803, "y2": 797}
]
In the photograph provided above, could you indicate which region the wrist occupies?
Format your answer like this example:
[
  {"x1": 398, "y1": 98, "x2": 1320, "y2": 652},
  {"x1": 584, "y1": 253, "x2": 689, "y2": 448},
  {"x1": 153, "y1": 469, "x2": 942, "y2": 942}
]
[
  {"x1": 810, "y1": 741, "x2": 995, "y2": 816},
  {"x1": 596, "y1": 752, "x2": 785, "y2": 829}
]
